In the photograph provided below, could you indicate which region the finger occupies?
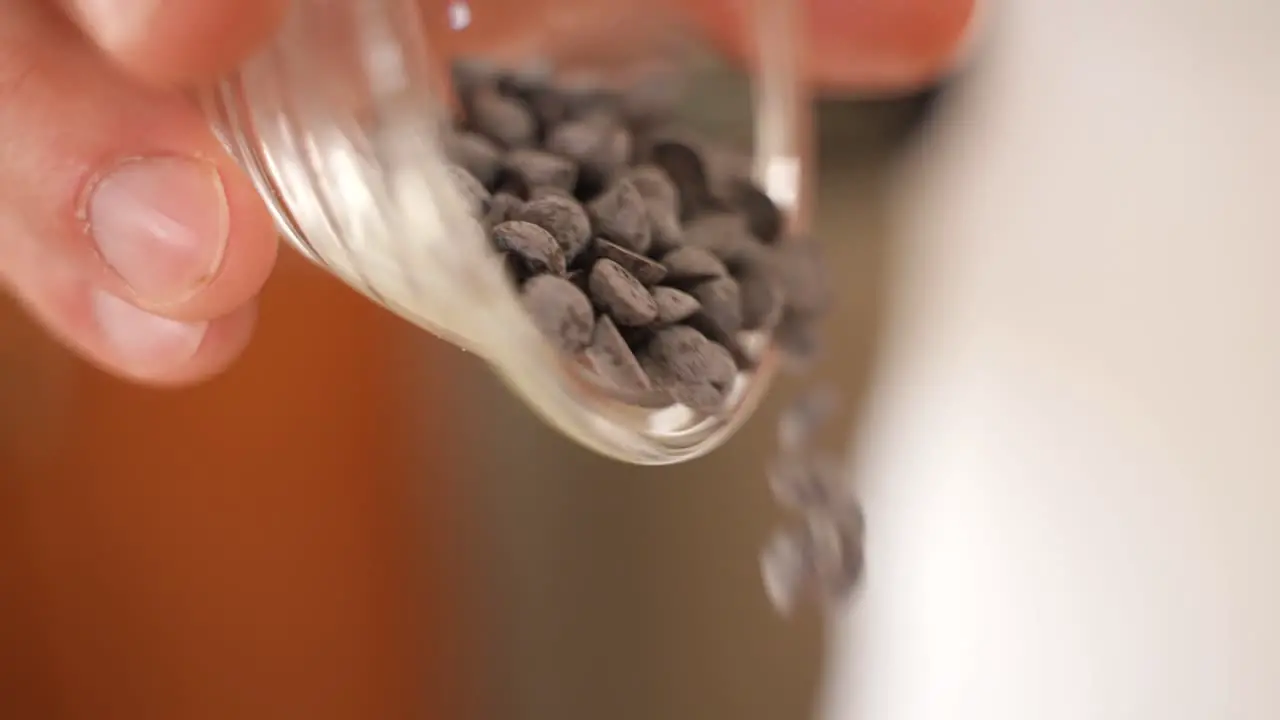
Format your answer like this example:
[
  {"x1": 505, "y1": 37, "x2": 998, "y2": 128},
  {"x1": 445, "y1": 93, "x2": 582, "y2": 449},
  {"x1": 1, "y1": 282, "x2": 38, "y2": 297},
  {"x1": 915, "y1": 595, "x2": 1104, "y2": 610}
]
[
  {"x1": 5, "y1": 256, "x2": 259, "y2": 387},
  {"x1": 0, "y1": 1, "x2": 276, "y2": 381},
  {"x1": 61, "y1": 0, "x2": 290, "y2": 86}
]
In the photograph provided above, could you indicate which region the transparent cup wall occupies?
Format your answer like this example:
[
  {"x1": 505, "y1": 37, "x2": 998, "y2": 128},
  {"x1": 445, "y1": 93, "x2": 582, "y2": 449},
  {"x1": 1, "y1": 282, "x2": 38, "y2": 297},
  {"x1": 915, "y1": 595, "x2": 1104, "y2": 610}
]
[{"x1": 204, "y1": 0, "x2": 809, "y2": 464}]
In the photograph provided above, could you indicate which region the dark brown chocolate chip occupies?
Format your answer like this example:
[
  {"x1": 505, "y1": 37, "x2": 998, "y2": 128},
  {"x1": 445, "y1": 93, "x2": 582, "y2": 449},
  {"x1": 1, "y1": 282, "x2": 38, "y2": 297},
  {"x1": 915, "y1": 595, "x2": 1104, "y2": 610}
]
[
  {"x1": 588, "y1": 259, "x2": 658, "y2": 327},
  {"x1": 445, "y1": 132, "x2": 502, "y2": 188},
  {"x1": 585, "y1": 315, "x2": 653, "y2": 395},
  {"x1": 587, "y1": 178, "x2": 651, "y2": 254},
  {"x1": 470, "y1": 87, "x2": 537, "y2": 149},
  {"x1": 627, "y1": 165, "x2": 680, "y2": 214},
  {"x1": 448, "y1": 166, "x2": 491, "y2": 216},
  {"x1": 648, "y1": 140, "x2": 714, "y2": 220},
  {"x1": 645, "y1": 325, "x2": 729, "y2": 383},
  {"x1": 774, "y1": 311, "x2": 822, "y2": 371},
  {"x1": 729, "y1": 178, "x2": 784, "y2": 244},
  {"x1": 592, "y1": 238, "x2": 667, "y2": 286},
  {"x1": 778, "y1": 385, "x2": 838, "y2": 452},
  {"x1": 684, "y1": 213, "x2": 763, "y2": 267},
  {"x1": 521, "y1": 274, "x2": 595, "y2": 354},
  {"x1": 502, "y1": 149, "x2": 578, "y2": 191},
  {"x1": 483, "y1": 192, "x2": 524, "y2": 231},
  {"x1": 547, "y1": 118, "x2": 632, "y2": 181},
  {"x1": 645, "y1": 199, "x2": 684, "y2": 254},
  {"x1": 692, "y1": 276, "x2": 744, "y2": 335},
  {"x1": 739, "y1": 271, "x2": 784, "y2": 331},
  {"x1": 760, "y1": 511, "x2": 864, "y2": 616},
  {"x1": 513, "y1": 194, "x2": 592, "y2": 260},
  {"x1": 661, "y1": 247, "x2": 727, "y2": 284},
  {"x1": 771, "y1": 240, "x2": 832, "y2": 317},
  {"x1": 492, "y1": 221, "x2": 565, "y2": 276},
  {"x1": 651, "y1": 287, "x2": 700, "y2": 325},
  {"x1": 640, "y1": 354, "x2": 729, "y2": 414},
  {"x1": 685, "y1": 310, "x2": 753, "y2": 370},
  {"x1": 529, "y1": 186, "x2": 574, "y2": 201},
  {"x1": 768, "y1": 452, "x2": 855, "y2": 512}
]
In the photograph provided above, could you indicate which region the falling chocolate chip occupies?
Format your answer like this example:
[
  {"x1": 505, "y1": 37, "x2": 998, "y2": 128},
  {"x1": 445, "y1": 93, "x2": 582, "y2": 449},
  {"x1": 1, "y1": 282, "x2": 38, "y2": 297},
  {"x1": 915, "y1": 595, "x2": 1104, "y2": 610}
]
[
  {"x1": 739, "y1": 271, "x2": 784, "y2": 331},
  {"x1": 592, "y1": 238, "x2": 667, "y2": 285},
  {"x1": 661, "y1": 247, "x2": 727, "y2": 284},
  {"x1": 774, "y1": 311, "x2": 822, "y2": 371},
  {"x1": 483, "y1": 192, "x2": 523, "y2": 230},
  {"x1": 492, "y1": 221, "x2": 565, "y2": 276},
  {"x1": 587, "y1": 178, "x2": 651, "y2": 254},
  {"x1": 729, "y1": 178, "x2": 784, "y2": 244},
  {"x1": 588, "y1": 258, "x2": 658, "y2": 327},
  {"x1": 513, "y1": 194, "x2": 592, "y2": 260},
  {"x1": 768, "y1": 452, "x2": 855, "y2": 512},
  {"x1": 446, "y1": 132, "x2": 502, "y2": 188},
  {"x1": 585, "y1": 315, "x2": 653, "y2": 395},
  {"x1": 470, "y1": 87, "x2": 537, "y2": 149},
  {"x1": 692, "y1": 276, "x2": 744, "y2": 335},
  {"x1": 448, "y1": 166, "x2": 491, "y2": 216},
  {"x1": 521, "y1": 274, "x2": 595, "y2": 354},
  {"x1": 771, "y1": 239, "x2": 832, "y2": 318},
  {"x1": 502, "y1": 149, "x2": 579, "y2": 191},
  {"x1": 778, "y1": 386, "x2": 839, "y2": 452},
  {"x1": 684, "y1": 213, "x2": 763, "y2": 267},
  {"x1": 651, "y1": 287, "x2": 700, "y2": 325},
  {"x1": 648, "y1": 140, "x2": 714, "y2": 220},
  {"x1": 760, "y1": 512, "x2": 864, "y2": 615}
]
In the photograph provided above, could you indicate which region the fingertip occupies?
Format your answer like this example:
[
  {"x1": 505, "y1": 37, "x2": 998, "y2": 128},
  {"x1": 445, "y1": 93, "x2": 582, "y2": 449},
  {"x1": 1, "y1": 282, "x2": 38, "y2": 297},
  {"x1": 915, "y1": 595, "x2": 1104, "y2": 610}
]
[{"x1": 67, "y1": 0, "x2": 289, "y2": 86}]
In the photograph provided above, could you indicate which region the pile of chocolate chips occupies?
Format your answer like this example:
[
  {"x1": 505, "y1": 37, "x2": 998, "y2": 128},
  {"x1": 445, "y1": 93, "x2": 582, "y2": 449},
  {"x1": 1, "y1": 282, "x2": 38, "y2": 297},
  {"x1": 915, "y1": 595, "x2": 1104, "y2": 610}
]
[{"x1": 443, "y1": 60, "x2": 828, "y2": 412}]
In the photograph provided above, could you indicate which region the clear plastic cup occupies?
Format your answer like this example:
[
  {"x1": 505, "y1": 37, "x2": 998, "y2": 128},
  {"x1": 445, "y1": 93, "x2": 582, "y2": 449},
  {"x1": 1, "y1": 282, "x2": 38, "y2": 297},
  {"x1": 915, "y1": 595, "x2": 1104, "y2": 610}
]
[{"x1": 202, "y1": 0, "x2": 812, "y2": 464}]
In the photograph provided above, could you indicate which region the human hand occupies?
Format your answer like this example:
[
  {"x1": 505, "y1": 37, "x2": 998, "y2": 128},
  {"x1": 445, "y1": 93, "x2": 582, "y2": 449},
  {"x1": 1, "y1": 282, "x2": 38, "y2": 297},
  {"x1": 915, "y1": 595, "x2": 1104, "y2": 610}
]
[{"x1": 0, "y1": 0, "x2": 973, "y2": 386}]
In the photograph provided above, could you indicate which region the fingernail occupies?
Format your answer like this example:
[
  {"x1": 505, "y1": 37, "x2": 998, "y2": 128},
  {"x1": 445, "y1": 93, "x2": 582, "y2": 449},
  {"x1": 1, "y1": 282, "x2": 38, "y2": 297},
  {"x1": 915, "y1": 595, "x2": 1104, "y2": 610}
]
[
  {"x1": 92, "y1": 290, "x2": 207, "y2": 372},
  {"x1": 87, "y1": 156, "x2": 229, "y2": 306},
  {"x1": 71, "y1": 0, "x2": 160, "y2": 51}
]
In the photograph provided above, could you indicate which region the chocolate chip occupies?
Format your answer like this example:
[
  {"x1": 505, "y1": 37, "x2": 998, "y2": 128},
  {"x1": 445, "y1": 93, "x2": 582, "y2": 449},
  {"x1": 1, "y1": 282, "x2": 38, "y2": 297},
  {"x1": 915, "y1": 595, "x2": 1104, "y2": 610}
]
[
  {"x1": 547, "y1": 118, "x2": 632, "y2": 183},
  {"x1": 521, "y1": 274, "x2": 595, "y2": 354},
  {"x1": 648, "y1": 140, "x2": 714, "y2": 220},
  {"x1": 587, "y1": 178, "x2": 651, "y2": 254},
  {"x1": 684, "y1": 213, "x2": 763, "y2": 267},
  {"x1": 448, "y1": 166, "x2": 491, "y2": 216},
  {"x1": 760, "y1": 512, "x2": 864, "y2": 615},
  {"x1": 774, "y1": 311, "x2": 822, "y2": 371},
  {"x1": 661, "y1": 247, "x2": 727, "y2": 284},
  {"x1": 645, "y1": 199, "x2": 683, "y2": 254},
  {"x1": 729, "y1": 178, "x2": 784, "y2": 244},
  {"x1": 484, "y1": 192, "x2": 523, "y2": 230},
  {"x1": 588, "y1": 258, "x2": 657, "y2": 327},
  {"x1": 739, "y1": 271, "x2": 784, "y2": 331},
  {"x1": 450, "y1": 58, "x2": 497, "y2": 105},
  {"x1": 513, "y1": 194, "x2": 592, "y2": 260},
  {"x1": 492, "y1": 221, "x2": 565, "y2": 276},
  {"x1": 640, "y1": 355, "x2": 729, "y2": 414},
  {"x1": 502, "y1": 149, "x2": 578, "y2": 191},
  {"x1": 771, "y1": 240, "x2": 832, "y2": 318},
  {"x1": 644, "y1": 325, "x2": 730, "y2": 384},
  {"x1": 470, "y1": 87, "x2": 537, "y2": 149},
  {"x1": 627, "y1": 165, "x2": 680, "y2": 214},
  {"x1": 768, "y1": 452, "x2": 854, "y2": 512},
  {"x1": 651, "y1": 287, "x2": 700, "y2": 325},
  {"x1": 777, "y1": 386, "x2": 838, "y2": 452},
  {"x1": 585, "y1": 315, "x2": 653, "y2": 394},
  {"x1": 692, "y1": 276, "x2": 743, "y2": 335},
  {"x1": 592, "y1": 238, "x2": 667, "y2": 285},
  {"x1": 446, "y1": 132, "x2": 502, "y2": 188}
]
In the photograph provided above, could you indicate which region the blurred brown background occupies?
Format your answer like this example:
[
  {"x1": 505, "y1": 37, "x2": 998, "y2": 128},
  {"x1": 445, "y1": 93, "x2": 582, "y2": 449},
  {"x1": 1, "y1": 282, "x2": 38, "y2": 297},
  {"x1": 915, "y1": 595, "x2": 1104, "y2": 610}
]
[{"x1": 0, "y1": 93, "x2": 936, "y2": 720}]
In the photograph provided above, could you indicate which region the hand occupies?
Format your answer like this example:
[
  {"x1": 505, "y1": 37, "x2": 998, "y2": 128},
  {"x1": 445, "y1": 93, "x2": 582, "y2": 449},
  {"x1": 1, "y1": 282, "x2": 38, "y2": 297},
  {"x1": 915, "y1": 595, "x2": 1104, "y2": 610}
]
[{"x1": 0, "y1": 0, "x2": 974, "y2": 387}]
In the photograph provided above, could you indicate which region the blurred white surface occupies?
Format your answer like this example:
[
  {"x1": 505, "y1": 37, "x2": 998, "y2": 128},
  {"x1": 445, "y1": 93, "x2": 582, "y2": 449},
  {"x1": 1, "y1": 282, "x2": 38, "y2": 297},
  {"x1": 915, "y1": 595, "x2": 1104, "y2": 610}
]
[{"x1": 825, "y1": 2, "x2": 1280, "y2": 719}]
